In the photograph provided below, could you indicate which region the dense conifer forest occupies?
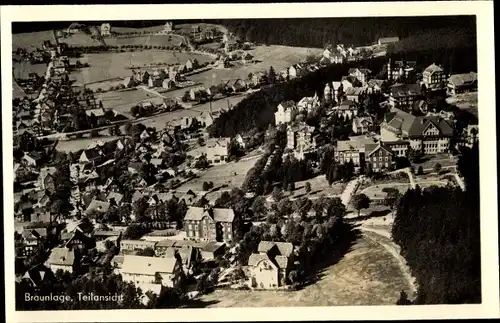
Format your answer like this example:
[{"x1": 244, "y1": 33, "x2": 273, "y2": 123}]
[{"x1": 392, "y1": 143, "x2": 481, "y2": 304}]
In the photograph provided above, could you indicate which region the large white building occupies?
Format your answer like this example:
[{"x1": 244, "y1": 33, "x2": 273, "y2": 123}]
[
  {"x1": 121, "y1": 255, "x2": 183, "y2": 288},
  {"x1": 274, "y1": 101, "x2": 297, "y2": 125}
]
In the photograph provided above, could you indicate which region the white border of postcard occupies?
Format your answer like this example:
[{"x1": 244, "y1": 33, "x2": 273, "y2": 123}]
[{"x1": 2, "y1": 1, "x2": 499, "y2": 322}]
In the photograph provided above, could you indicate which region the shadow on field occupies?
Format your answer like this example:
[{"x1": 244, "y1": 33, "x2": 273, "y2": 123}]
[
  {"x1": 346, "y1": 209, "x2": 392, "y2": 222},
  {"x1": 183, "y1": 299, "x2": 220, "y2": 308},
  {"x1": 296, "y1": 223, "x2": 362, "y2": 290}
]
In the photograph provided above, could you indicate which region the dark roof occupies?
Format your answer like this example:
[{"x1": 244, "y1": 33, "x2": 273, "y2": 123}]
[
  {"x1": 390, "y1": 84, "x2": 422, "y2": 98},
  {"x1": 384, "y1": 108, "x2": 453, "y2": 138},
  {"x1": 448, "y1": 72, "x2": 477, "y2": 87},
  {"x1": 365, "y1": 143, "x2": 394, "y2": 157}
]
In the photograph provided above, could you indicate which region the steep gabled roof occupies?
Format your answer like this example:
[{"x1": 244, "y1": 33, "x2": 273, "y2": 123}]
[
  {"x1": 46, "y1": 248, "x2": 75, "y2": 266},
  {"x1": 365, "y1": 142, "x2": 394, "y2": 157},
  {"x1": 121, "y1": 255, "x2": 177, "y2": 275},
  {"x1": 423, "y1": 63, "x2": 443, "y2": 75},
  {"x1": 448, "y1": 72, "x2": 477, "y2": 87}
]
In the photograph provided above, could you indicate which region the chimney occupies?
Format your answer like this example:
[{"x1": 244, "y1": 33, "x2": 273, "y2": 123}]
[{"x1": 421, "y1": 118, "x2": 425, "y2": 125}]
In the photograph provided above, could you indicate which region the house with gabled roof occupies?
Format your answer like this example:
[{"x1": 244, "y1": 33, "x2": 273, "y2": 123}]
[
  {"x1": 422, "y1": 63, "x2": 447, "y2": 91},
  {"x1": 447, "y1": 72, "x2": 477, "y2": 95},
  {"x1": 389, "y1": 83, "x2": 424, "y2": 112},
  {"x1": 352, "y1": 116, "x2": 374, "y2": 135},
  {"x1": 345, "y1": 86, "x2": 367, "y2": 103},
  {"x1": 184, "y1": 206, "x2": 238, "y2": 242},
  {"x1": 365, "y1": 142, "x2": 394, "y2": 172},
  {"x1": 86, "y1": 199, "x2": 110, "y2": 216},
  {"x1": 107, "y1": 191, "x2": 124, "y2": 206},
  {"x1": 381, "y1": 108, "x2": 454, "y2": 155},
  {"x1": 275, "y1": 101, "x2": 297, "y2": 125},
  {"x1": 45, "y1": 247, "x2": 78, "y2": 273},
  {"x1": 248, "y1": 241, "x2": 294, "y2": 289},
  {"x1": 336, "y1": 99, "x2": 358, "y2": 119},
  {"x1": 79, "y1": 149, "x2": 103, "y2": 165},
  {"x1": 206, "y1": 138, "x2": 230, "y2": 164},
  {"x1": 121, "y1": 255, "x2": 183, "y2": 288},
  {"x1": 297, "y1": 93, "x2": 320, "y2": 113},
  {"x1": 334, "y1": 135, "x2": 377, "y2": 166},
  {"x1": 378, "y1": 36, "x2": 399, "y2": 46},
  {"x1": 348, "y1": 68, "x2": 372, "y2": 86}
]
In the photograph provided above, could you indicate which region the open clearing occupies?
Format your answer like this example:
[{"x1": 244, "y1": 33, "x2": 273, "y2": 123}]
[
  {"x1": 61, "y1": 33, "x2": 101, "y2": 47},
  {"x1": 13, "y1": 30, "x2": 55, "y2": 50},
  {"x1": 13, "y1": 61, "x2": 47, "y2": 79},
  {"x1": 70, "y1": 51, "x2": 212, "y2": 86},
  {"x1": 136, "y1": 94, "x2": 246, "y2": 130},
  {"x1": 96, "y1": 88, "x2": 164, "y2": 118},
  {"x1": 198, "y1": 233, "x2": 412, "y2": 307},
  {"x1": 188, "y1": 45, "x2": 323, "y2": 87},
  {"x1": 104, "y1": 34, "x2": 185, "y2": 47},
  {"x1": 290, "y1": 175, "x2": 346, "y2": 200},
  {"x1": 54, "y1": 136, "x2": 122, "y2": 153},
  {"x1": 176, "y1": 154, "x2": 262, "y2": 192},
  {"x1": 360, "y1": 183, "x2": 411, "y2": 201}
]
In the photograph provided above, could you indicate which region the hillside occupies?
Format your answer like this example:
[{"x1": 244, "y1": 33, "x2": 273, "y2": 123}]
[{"x1": 218, "y1": 16, "x2": 476, "y2": 48}]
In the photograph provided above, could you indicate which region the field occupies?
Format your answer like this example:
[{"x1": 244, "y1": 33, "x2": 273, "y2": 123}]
[
  {"x1": 289, "y1": 175, "x2": 346, "y2": 200},
  {"x1": 13, "y1": 81, "x2": 28, "y2": 99},
  {"x1": 111, "y1": 26, "x2": 165, "y2": 34},
  {"x1": 96, "y1": 88, "x2": 164, "y2": 117},
  {"x1": 54, "y1": 136, "x2": 122, "y2": 153},
  {"x1": 12, "y1": 30, "x2": 55, "y2": 50},
  {"x1": 359, "y1": 183, "x2": 411, "y2": 201},
  {"x1": 411, "y1": 153, "x2": 457, "y2": 170},
  {"x1": 137, "y1": 94, "x2": 246, "y2": 130},
  {"x1": 104, "y1": 34, "x2": 185, "y2": 47},
  {"x1": 187, "y1": 45, "x2": 323, "y2": 87},
  {"x1": 198, "y1": 233, "x2": 412, "y2": 307},
  {"x1": 175, "y1": 23, "x2": 228, "y2": 35},
  {"x1": 70, "y1": 51, "x2": 212, "y2": 86},
  {"x1": 62, "y1": 32, "x2": 102, "y2": 47},
  {"x1": 13, "y1": 61, "x2": 47, "y2": 79},
  {"x1": 177, "y1": 154, "x2": 262, "y2": 192}
]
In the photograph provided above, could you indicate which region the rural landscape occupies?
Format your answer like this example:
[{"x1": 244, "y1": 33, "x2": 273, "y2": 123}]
[{"x1": 12, "y1": 16, "x2": 481, "y2": 310}]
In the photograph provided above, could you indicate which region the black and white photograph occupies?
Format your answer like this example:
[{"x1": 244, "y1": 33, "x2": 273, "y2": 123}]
[{"x1": 2, "y1": 2, "x2": 498, "y2": 322}]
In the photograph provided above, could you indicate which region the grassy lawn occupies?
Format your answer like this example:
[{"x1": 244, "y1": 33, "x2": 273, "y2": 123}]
[
  {"x1": 289, "y1": 175, "x2": 346, "y2": 200},
  {"x1": 176, "y1": 154, "x2": 262, "y2": 192},
  {"x1": 411, "y1": 153, "x2": 457, "y2": 170},
  {"x1": 62, "y1": 33, "x2": 101, "y2": 47},
  {"x1": 197, "y1": 234, "x2": 411, "y2": 307}
]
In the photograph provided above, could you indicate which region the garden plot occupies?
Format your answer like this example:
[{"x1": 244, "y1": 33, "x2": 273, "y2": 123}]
[{"x1": 176, "y1": 155, "x2": 262, "y2": 192}]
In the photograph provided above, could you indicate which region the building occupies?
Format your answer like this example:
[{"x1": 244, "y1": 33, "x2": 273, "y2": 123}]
[
  {"x1": 348, "y1": 68, "x2": 371, "y2": 86},
  {"x1": 352, "y1": 116, "x2": 374, "y2": 134},
  {"x1": 297, "y1": 94, "x2": 320, "y2": 113},
  {"x1": 341, "y1": 75, "x2": 360, "y2": 91},
  {"x1": 274, "y1": 101, "x2": 297, "y2": 125},
  {"x1": 365, "y1": 142, "x2": 394, "y2": 172},
  {"x1": 247, "y1": 241, "x2": 293, "y2": 289},
  {"x1": 335, "y1": 135, "x2": 377, "y2": 165},
  {"x1": 100, "y1": 23, "x2": 111, "y2": 37},
  {"x1": 380, "y1": 108, "x2": 454, "y2": 154},
  {"x1": 367, "y1": 79, "x2": 385, "y2": 94},
  {"x1": 447, "y1": 72, "x2": 478, "y2": 96},
  {"x1": 345, "y1": 87, "x2": 366, "y2": 103},
  {"x1": 286, "y1": 123, "x2": 316, "y2": 152},
  {"x1": 120, "y1": 240, "x2": 157, "y2": 254},
  {"x1": 389, "y1": 84, "x2": 424, "y2": 111},
  {"x1": 387, "y1": 59, "x2": 417, "y2": 82},
  {"x1": 121, "y1": 255, "x2": 183, "y2": 288},
  {"x1": 205, "y1": 138, "x2": 230, "y2": 164},
  {"x1": 383, "y1": 140, "x2": 411, "y2": 158},
  {"x1": 184, "y1": 206, "x2": 238, "y2": 242},
  {"x1": 163, "y1": 22, "x2": 173, "y2": 34},
  {"x1": 422, "y1": 63, "x2": 447, "y2": 91},
  {"x1": 378, "y1": 36, "x2": 400, "y2": 46},
  {"x1": 335, "y1": 100, "x2": 358, "y2": 119},
  {"x1": 45, "y1": 247, "x2": 77, "y2": 274}
]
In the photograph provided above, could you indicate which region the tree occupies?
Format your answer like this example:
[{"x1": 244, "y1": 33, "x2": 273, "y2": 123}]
[
  {"x1": 271, "y1": 187, "x2": 284, "y2": 202},
  {"x1": 383, "y1": 188, "x2": 401, "y2": 214},
  {"x1": 305, "y1": 182, "x2": 312, "y2": 194},
  {"x1": 433, "y1": 163, "x2": 442, "y2": 174},
  {"x1": 268, "y1": 66, "x2": 277, "y2": 84},
  {"x1": 409, "y1": 166, "x2": 415, "y2": 175},
  {"x1": 251, "y1": 196, "x2": 267, "y2": 220},
  {"x1": 351, "y1": 193, "x2": 371, "y2": 217},
  {"x1": 202, "y1": 181, "x2": 211, "y2": 191},
  {"x1": 417, "y1": 166, "x2": 424, "y2": 175},
  {"x1": 197, "y1": 137, "x2": 205, "y2": 146},
  {"x1": 408, "y1": 147, "x2": 424, "y2": 163},
  {"x1": 396, "y1": 290, "x2": 413, "y2": 305}
]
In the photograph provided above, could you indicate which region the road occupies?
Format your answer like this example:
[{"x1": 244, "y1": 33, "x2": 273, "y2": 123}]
[{"x1": 340, "y1": 177, "x2": 362, "y2": 206}]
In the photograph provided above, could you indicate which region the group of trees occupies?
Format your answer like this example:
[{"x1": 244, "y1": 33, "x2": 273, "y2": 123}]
[
  {"x1": 238, "y1": 194, "x2": 356, "y2": 285},
  {"x1": 392, "y1": 143, "x2": 480, "y2": 304},
  {"x1": 326, "y1": 160, "x2": 355, "y2": 185}
]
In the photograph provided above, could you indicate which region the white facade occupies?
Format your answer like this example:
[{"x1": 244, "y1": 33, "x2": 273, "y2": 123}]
[{"x1": 249, "y1": 259, "x2": 279, "y2": 289}]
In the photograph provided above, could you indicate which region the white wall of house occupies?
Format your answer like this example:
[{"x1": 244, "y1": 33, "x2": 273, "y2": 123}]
[{"x1": 250, "y1": 261, "x2": 279, "y2": 289}]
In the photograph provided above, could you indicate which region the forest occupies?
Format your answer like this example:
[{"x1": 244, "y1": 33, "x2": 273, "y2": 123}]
[
  {"x1": 219, "y1": 16, "x2": 475, "y2": 48},
  {"x1": 392, "y1": 143, "x2": 480, "y2": 304}
]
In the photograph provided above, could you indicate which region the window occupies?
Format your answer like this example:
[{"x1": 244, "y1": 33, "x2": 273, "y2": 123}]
[
  {"x1": 385, "y1": 162, "x2": 388, "y2": 168},
  {"x1": 385, "y1": 157, "x2": 388, "y2": 161},
  {"x1": 379, "y1": 157, "x2": 382, "y2": 161}
]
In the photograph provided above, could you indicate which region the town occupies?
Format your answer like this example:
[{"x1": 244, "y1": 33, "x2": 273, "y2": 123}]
[{"x1": 13, "y1": 18, "x2": 480, "y2": 309}]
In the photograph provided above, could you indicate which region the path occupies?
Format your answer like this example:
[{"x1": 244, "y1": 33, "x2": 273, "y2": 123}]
[
  {"x1": 340, "y1": 177, "x2": 362, "y2": 206},
  {"x1": 137, "y1": 85, "x2": 167, "y2": 99}
]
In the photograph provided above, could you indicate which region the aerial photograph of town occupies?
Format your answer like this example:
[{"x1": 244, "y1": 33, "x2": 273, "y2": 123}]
[{"x1": 11, "y1": 15, "x2": 481, "y2": 310}]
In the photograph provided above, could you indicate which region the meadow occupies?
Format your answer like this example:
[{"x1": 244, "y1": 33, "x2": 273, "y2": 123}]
[
  {"x1": 69, "y1": 51, "x2": 212, "y2": 86},
  {"x1": 104, "y1": 34, "x2": 184, "y2": 47}
]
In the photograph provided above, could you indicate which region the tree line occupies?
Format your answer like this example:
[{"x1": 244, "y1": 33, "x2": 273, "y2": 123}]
[{"x1": 392, "y1": 143, "x2": 480, "y2": 304}]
